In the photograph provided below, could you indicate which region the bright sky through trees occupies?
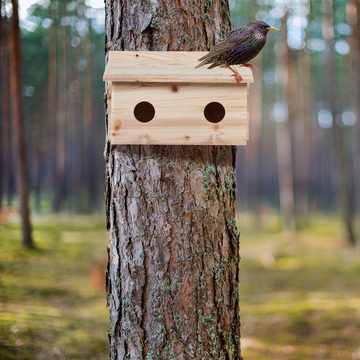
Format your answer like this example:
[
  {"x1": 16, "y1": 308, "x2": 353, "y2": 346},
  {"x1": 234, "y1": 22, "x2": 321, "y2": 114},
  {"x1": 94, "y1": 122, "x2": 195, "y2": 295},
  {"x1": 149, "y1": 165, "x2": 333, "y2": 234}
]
[
  {"x1": 19, "y1": 0, "x2": 105, "y2": 31},
  {"x1": 20, "y1": 0, "x2": 104, "y2": 18}
]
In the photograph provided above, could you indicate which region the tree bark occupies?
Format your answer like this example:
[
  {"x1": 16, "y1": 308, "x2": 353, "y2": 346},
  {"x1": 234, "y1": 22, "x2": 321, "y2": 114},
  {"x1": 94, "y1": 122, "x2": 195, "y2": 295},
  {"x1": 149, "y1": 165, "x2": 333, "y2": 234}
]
[
  {"x1": 105, "y1": 1, "x2": 242, "y2": 359},
  {"x1": 9, "y1": 0, "x2": 33, "y2": 248}
]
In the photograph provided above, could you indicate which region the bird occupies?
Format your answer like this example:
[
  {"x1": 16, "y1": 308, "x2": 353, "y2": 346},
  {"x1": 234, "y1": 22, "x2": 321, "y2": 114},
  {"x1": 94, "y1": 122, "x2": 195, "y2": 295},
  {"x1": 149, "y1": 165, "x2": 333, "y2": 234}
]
[{"x1": 196, "y1": 21, "x2": 279, "y2": 83}]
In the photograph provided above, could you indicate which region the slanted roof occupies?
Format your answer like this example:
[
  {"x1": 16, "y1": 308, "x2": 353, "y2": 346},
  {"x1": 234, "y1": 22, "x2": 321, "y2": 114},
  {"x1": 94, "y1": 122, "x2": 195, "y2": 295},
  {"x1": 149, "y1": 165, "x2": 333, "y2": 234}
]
[{"x1": 103, "y1": 51, "x2": 253, "y2": 84}]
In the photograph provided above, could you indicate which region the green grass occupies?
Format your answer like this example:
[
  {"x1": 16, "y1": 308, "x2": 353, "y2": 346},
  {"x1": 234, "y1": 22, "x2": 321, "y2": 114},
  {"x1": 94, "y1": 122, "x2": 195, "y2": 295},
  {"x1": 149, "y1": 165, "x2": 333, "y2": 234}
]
[
  {"x1": 238, "y1": 214, "x2": 360, "y2": 360},
  {"x1": 1, "y1": 214, "x2": 360, "y2": 359},
  {"x1": 0, "y1": 216, "x2": 109, "y2": 360}
]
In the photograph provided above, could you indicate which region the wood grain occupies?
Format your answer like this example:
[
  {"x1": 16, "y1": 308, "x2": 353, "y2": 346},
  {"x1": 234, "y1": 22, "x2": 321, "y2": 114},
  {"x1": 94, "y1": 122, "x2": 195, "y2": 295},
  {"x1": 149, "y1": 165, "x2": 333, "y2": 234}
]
[
  {"x1": 110, "y1": 83, "x2": 249, "y2": 145},
  {"x1": 104, "y1": 51, "x2": 254, "y2": 84}
]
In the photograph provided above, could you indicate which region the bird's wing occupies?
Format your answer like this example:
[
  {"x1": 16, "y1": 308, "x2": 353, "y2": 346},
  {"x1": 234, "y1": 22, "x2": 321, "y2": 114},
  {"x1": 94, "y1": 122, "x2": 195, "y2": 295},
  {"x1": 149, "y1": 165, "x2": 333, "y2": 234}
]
[
  {"x1": 197, "y1": 42, "x2": 236, "y2": 61},
  {"x1": 224, "y1": 25, "x2": 250, "y2": 43},
  {"x1": 197, "y1": 26, "x2": 251, "y2": 62}
]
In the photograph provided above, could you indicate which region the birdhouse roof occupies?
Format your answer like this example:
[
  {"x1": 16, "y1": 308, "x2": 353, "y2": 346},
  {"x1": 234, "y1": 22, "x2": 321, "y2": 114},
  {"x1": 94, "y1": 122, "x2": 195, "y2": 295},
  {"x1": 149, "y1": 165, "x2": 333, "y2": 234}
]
[{"x1": 103, "y1": 51, "x2": 254, "y2": 84}]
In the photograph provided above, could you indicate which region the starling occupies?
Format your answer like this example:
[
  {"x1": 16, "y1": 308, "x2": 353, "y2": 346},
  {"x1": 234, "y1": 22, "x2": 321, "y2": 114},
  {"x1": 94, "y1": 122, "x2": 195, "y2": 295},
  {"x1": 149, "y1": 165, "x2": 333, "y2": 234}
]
[{"x1": 196, "y1": 21, "x2": 279, "y2": 82}]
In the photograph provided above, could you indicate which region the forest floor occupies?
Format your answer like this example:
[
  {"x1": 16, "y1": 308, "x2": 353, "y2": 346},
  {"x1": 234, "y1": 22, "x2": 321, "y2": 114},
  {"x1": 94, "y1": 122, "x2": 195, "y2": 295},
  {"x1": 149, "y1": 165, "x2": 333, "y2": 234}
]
[
  {"x1": 0, "y1": 215, "x2": 108, "y2": 360},
  {"x1": 0, "y1": 214, "x2": 359, "y2": 359},
  {"x1": 238, "y1": 214, "x2": 360, "y2": 360}
]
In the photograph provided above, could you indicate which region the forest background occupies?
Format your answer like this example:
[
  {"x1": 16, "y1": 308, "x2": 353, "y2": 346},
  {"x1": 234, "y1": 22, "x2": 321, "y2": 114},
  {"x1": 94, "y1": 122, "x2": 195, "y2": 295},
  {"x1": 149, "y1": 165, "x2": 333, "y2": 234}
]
[
  {"x1": 1, "y1": 0, "x2": 360, "y2": 359},
  {"x1": 1, "y1": 0, "x2": 360, "y2": 241}
]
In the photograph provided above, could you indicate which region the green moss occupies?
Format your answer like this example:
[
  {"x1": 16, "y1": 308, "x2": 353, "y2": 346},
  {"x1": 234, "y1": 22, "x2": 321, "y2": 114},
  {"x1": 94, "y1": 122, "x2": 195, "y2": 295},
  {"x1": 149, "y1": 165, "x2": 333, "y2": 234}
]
[
  {"x1": 214, "y1": 262, "x2": 225, "y2": 282},
  {"x1": 149, "y1": 11, "x2": 165, "y2": 29},
  {"x1": 224, "y1": 174, "x2": 237, "y2": 199},
  {"x1": 206, "y1": 325, "x2": 218, "y2": 356},
  {"x1": 204, "y1": 0, "x2": 213, "y2": 10},
  {"x1": 227, "y1": 332, "x2": 234, "y2": 359},
  {"x1": 123, "y1": 297, "x2": 131, "y2": 307},
  {"x1": 226, "y1": 218, "x2": 240, "y2": 240},
  {"x1": 202, "y1": 165, "x2": 221, "y2": 202},
  {"x1": 202, "y1": 165, "x2": 217, "y2": 188},
  {"x1": 202, "y1": 315, "x2": 214, "y2": 324}
]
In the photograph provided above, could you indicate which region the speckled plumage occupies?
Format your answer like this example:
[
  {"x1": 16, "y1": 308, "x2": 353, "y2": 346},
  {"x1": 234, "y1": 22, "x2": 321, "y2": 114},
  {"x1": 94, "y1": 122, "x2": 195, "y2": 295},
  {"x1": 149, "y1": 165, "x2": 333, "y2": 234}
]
[{"x1": 196, "y1": 21, "x2": 275, "y2": 69}]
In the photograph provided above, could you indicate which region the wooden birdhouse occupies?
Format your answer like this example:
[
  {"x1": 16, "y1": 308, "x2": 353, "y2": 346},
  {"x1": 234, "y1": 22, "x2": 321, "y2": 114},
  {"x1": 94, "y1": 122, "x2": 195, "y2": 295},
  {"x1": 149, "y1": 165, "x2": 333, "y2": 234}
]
[{"x1": 103, "y1": 51, "x2": 253, "y2": 145}]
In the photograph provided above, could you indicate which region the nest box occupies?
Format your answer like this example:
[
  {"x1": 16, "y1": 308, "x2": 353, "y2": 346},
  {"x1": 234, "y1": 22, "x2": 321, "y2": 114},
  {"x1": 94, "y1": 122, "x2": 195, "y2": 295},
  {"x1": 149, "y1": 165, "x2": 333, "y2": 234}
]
[{"x1": 103, "y1": 51, "x2": 253, "y2": 145}]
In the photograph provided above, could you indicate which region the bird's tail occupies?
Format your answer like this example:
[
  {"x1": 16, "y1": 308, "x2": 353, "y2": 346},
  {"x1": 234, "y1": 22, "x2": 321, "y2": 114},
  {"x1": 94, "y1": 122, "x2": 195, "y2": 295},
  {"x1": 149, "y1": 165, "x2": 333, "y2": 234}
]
[
  {"x1": 195, "y1": 60, "x2": 207, "y2": 69},
  {"x1": 195, "y1": 61, "x2": 221, "y2": 69},
  {"x1": 195, "y1": 58, "x2": 221, "y2": 69},
  {"x1": 195, "y1": 52, "x2": 214, "y2": 68},
  {"x1": 207, "y1": 63, "x2": 220, "y2": 69}
]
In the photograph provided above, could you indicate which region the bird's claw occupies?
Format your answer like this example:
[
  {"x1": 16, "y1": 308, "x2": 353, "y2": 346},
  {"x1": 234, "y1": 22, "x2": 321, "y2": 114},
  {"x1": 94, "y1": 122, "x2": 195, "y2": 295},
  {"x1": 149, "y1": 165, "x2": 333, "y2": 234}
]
[
  {"x1": 227, "y1": 65, "x2": 243, "y2": 83},
  {"x1": 241, "y1": 63, "x2": 256, "y2": 69},
  {"x1": 231, "y1": 73, "x2": 243, "y2": 83}
]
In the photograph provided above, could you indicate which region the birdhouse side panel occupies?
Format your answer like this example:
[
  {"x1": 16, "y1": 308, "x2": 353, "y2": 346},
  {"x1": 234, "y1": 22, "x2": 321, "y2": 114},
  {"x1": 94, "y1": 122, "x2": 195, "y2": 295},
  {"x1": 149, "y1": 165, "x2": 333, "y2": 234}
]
[{"x1": 109, "y1": 83, "x2": 249, "y2": 145}]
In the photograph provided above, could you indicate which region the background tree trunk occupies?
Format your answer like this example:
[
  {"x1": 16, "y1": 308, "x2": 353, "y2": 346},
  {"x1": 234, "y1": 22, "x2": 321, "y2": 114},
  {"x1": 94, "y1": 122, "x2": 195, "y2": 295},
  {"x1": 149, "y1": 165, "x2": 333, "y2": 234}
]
[
  {"x1": 323, "y1": 0, "x2": 356, "y2": 246},
  {"x1": 297, "y1": 49, "x2": 312, "y2": 228},
  {"x1": 0, "y1": 0, "x2": 6, "y2": 208},
  {"x1": 105, "y1": 1, "x2": 242, "y2": 359},
  {"x1": 53, "y1": 0, "x2": 68, "y2": 211},
  {"x1": 348, "y1": 0, "x2": 360, "y2": 223},
  {"x1": 275, "y1": 14, "x2": 295, "y2": 231},
  {"x1": 357, "y1": 0, "x2": 360, "y2": 218},
  {"x1": 0, "y1": 1, "x2": 15, "y2": 208},
  {"x1": 9, "y1": 0, "x2": 33, "y2": 248},
  {"x1": 48, "y1": 0, "x2": 59, "y2": 211},
  {"x1": 240, "y1": 54, "x2": 263, "y2": 222}
]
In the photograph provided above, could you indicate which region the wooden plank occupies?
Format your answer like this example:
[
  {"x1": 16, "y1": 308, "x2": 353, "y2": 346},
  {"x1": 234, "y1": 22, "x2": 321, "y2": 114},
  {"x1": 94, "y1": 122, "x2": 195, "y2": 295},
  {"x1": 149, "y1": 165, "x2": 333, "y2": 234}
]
[
  {"x1": 109, "y1": 83, "x2": 249, "y2": 145},
  {"x1": 110, "y1": 127, "x2": 248, "y2": 145},
  {"x1": 104, "y1": 51, "x2": 254, "y2": 84}
]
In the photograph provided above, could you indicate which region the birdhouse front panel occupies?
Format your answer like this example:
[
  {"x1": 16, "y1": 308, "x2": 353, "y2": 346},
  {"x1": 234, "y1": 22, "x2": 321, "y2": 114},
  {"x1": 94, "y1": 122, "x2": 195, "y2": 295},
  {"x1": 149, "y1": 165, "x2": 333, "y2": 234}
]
[{"x1": 104, "y1": 51, "x2": 253, "y2": 145}]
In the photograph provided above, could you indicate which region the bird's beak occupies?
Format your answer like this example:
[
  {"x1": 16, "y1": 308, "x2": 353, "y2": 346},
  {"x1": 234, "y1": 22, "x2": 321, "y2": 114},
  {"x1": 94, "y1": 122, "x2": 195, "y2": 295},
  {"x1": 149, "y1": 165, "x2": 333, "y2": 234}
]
[{"x1": 266, "y1": 26, "x2": 280, "y2": 31}]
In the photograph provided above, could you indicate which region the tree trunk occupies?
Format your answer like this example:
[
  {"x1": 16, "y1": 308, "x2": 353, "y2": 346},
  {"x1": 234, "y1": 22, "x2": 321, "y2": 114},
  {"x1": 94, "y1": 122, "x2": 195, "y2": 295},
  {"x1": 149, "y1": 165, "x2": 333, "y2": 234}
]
[
  {"x1": 48, "y1": 0, "x2": 58, "y2": 211},
  {"x1": 9, "y1": 0, "x2": 33, "y2": 248},
  {"x1": 241, "y1": 54, "x2": 263, "y2": 222},
  {"x1": 53, "y1": 0, "x2": 68, "y2": 211},
  {"x1": 105, "y1": 1, "x2": 242, "y2": 359},
  {"x1": 275, "y1": 14, "x2": 295, "y2": 231},
  {"x1": 323, "y1": 0, "x2": 356, "y2": 246},
  {"x1": 349, "y1": 0, "x2": 360, "y2": 222},
  {"x1": 83, "y1": 17, "x2": 97, "y2": 211},
  {"x1": 297, "y1": 49, "x2": 312, "y2": 228},
  {"x1": 0, "y1": 1, "x2": 5, "y2": 208},
  {"x1": 357, "y1": 0, "x2": 360, "y2": 218},
  {"x1": 0, "y1": 3, "x2": 15, "y2": 207}
]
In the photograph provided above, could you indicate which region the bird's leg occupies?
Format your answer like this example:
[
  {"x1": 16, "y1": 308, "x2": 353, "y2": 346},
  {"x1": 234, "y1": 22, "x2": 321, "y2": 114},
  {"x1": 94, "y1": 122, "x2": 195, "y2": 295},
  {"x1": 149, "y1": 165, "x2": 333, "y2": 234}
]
[
  {"x1": 226, "y1": 65, "x2": 243, "y2": 83},
  {"x1": 240, "y1": 63, "x2": 256, "y2": 69}
]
